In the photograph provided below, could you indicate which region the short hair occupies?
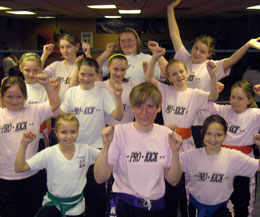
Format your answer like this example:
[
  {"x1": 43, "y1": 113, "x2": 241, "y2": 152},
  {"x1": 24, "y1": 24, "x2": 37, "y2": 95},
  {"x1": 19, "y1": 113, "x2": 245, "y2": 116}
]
[
  {"x1": 231, "y1": 80, "x2": 258, "y2": 108},
  {"x1": 55, "y1": 113, "x2": 79, "y2": 132},
  {"x1": 1, "y1": 76, "x2": 27, "y2": 101},
  {"x1": 129, "y1": 82, "x2": 162, "y2": 108},
  {"x1": 118, "y1": 28, "x2": 142, "y2": 54},
  {"x1": 201, "y1": 115, "x2": 227, "y2": 144},
  {"x1": 77, "y1": 57, "x2": 99, "y2": 74},
  {"x1": 166, "y1": 59, "x2": 188, "y2": 78},
  {"x1": 19, "y1": 52, "x2": 42, "y2": 68}
]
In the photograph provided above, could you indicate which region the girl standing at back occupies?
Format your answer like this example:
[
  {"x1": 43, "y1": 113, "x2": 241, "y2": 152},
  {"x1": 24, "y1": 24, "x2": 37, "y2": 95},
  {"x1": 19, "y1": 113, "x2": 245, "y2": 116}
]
[
  {"x1": 208, "y1": 80, "x2": 260, "y2": 217},
  {"x1": 42, "y1": 32, "x2": 90, "y2": 101},
  {"x1": 0, "y1": 75, "x2": 60, "y2": 217},
  {"x1": 146, "y1": 47, "x2": 218, "y2": 217},
  {"x1": 167, "y1": 0, "x2": 260, "y2": 147}
]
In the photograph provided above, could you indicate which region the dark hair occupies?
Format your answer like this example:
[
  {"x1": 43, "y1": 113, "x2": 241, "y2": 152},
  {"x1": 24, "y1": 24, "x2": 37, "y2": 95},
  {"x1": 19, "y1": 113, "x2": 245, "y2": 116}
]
[
  {"x1": 1, "y1": 76, "x2": 27, "y2": 102},
  {"x1": 201, "y1": 115, "x2": 227, "y2": 144},
  {"x1": 77, "y1": 57, "x2": 99, "y2": 74},
  {"x1": 231, "y1": 80, "x2": 257, "y2": 108},
  {"x1": 118, "y1": 28, "x2": 142, "y2": 54},
  {"x1": 129, "y1": 81, "x2": 162, "y2": 108},
  {"x1": 194, "y1": 34, "x2": 215, "y2": 57},
  {"x1": 58, "y1": 32, "x2": 80, "y2": 47}
]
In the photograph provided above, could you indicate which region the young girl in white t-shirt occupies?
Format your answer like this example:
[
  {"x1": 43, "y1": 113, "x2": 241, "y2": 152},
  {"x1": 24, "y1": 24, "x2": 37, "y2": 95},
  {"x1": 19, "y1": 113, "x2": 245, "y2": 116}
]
[
  {"x1": 0, "y1": 75, "x2": 60, "y2": 217},
  {"x1": 177, "y1": 114, "x2": 260, "y2": 217},
  {"x1": 208, "y1": 80, "x2": 260, "y2": 217},
  {"x1": 15, "y1": 113, "x2": 100, "y2": 217}
]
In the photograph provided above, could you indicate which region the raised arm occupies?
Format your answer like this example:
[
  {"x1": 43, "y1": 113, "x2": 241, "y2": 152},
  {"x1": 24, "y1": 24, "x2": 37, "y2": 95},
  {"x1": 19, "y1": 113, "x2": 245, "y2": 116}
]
[
  {"x1": 68, "y1": 55, "x2": 84, "y2": 88},
  {"x1": 167, "y1": 0, "x2": 183, "y2": 52},
  {"x1": 165, "y1": 131, "x2": 182, "y2": 186},
  {"x1": 15, "y1": 130, "x2": 36, "y2": 173},
  {"x1": 37, "y1": 73, "x2": 61, "y2": 112},
  {"x1": 207, "y1": 60, "x2": 219, "y2": 101},
  {"x1": 148, "y1": 41, "x2": 168, "y2": 79},
  {"x1": 96, "y1": 42, "x2": 116, "y2": 68},
  {"x1": 223, "y1": 38, "x2": 260, "y2": 71},
  {"x1": 145, "y1": 47, "x2": 166, "y2": 87},
  {"x1": 82, "y1": 42, "x2": 92, "y2": 58},
  {"x1": 94, "y1": 125, "x2": 114, "y2": 183},
  {"x1": 41, "y1": 43, "x2": 55, "y2": 68},
  {"x1": 111, "y1": 83, "x2": 124, "y2": 121}
]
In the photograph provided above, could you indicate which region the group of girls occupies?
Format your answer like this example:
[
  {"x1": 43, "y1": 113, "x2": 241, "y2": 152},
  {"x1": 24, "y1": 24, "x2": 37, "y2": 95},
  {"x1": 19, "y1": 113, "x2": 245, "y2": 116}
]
[{"x1": 1, "y1": 0, "x2": 260, "y2": 216}]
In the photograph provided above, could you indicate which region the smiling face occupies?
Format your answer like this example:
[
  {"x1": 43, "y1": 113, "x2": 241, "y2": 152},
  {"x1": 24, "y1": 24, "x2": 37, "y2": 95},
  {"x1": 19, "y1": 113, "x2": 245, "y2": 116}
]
[
  {"x1": 55, "y1": 120, "x2": 78, "y2": 149},
  {"x1": 203, "y1": 122, "x2": 226, "y2": 155},
  {"x1": 78, "y1": 65, "x2": 98, "y2": 90},
  {"x1": 119, "y1": 32, "x2": 138, "y2": 55},
  {"x1": 167, "y1": 62, "x2": 188, "y2": 89},
  {"x1": 230, "y1": 87, "x2": 252, "y2": 114},
  {"x1": 2, "y1": 85, "x2": 26, "y2": 111},
  {"x1": 108, "y1": 58, "x2": 127, "y2": 84},
  {"x1": 20, "y1": 60, "x2": 42, "y2": 84},
  {"x1": 191, "y1": 41, "x2": 211, "y2": 63},
  {"x1": 59, "y1": 39, "x2": 79, "y2": 61}
]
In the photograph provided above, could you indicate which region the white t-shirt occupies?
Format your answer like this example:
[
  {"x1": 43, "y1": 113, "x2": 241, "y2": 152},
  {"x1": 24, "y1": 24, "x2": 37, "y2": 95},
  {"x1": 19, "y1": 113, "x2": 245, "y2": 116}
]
[
  {"x1": 0, "y1": 102, "x2": 53, "y2": 180},
  {"x1": 102, "y1": 52, "x2": 161, "y2": 83},
  {"x1": 96, "y1": 80, "x2": 136, "y2": 125},
  {"x1": 108, "y1": 122, "x2": 172, "y2": 200},
  {"x1": 25, "y1": 83, "x2": 48, "y2": 106},
  {"x1": 43, "y1": 60, "x2": 77, "y2": 101},
  {"x1": 208, "y1": 102, "x2": 260, "y2": 147},
  {"x1": 27, "y1": 143, "x2": 100, "y2": 216},
  {"x1": 60, "y1": 85, "x2": 115, "y2": 148},
  {"x1": 180, "y1": 147, "x2": 259, "y2": 205},
  {"x1": 175, "y1": 45, "x2": 231, "y2": 125}
]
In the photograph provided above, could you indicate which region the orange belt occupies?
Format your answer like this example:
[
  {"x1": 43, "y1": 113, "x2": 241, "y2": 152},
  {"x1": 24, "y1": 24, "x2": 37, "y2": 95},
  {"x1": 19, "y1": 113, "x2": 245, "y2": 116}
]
[
  {"x1": 40, "y1": 118, "x2": 52, "y2": 147},
  {"x1": 176, "y1": 127, "x2": 192, "y2": 140},
  {"x1": 222, "y1": 144, "x2": 252, "y2": 155}
]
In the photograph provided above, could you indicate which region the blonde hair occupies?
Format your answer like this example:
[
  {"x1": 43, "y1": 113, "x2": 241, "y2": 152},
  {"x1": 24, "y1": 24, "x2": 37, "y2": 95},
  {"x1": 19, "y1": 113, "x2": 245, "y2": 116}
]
[
  {"x1": 55, "y1": 113, "x2": 79, "y2": 132},
  {"x1": 129, "y1": 82, "x2": 162, "y2": 108},
  {"x1": 19, "y1": 52, "x2": 41, "y2": 68}
]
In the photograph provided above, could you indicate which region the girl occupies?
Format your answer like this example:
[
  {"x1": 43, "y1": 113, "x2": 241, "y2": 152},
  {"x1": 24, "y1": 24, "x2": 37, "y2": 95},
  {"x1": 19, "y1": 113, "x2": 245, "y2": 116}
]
[
  {"x1": 70, "y1": 53, "x2": 136, "y2": 125},
  {"x1": 15, "y1": 113, "x2": 100, "y2": 217},
  {"x1": 0, "y1": 75, "x2": 60, "y2": 217},
  {"x1": 145, "y1": 47, "x2": 218, "y2": 217},
  {"x1": 177, "y1": 114, "x2": 260, "y2": 217},
  {"x1": 94, "y1": 82, "x2": 183, "y2": 217},
  {"x1": 97, "y1": 29, "x2": 168, "y2": 83},
  {"x1": 42, "y1": 32, "x2": 90, "y2": 101},
  {"x1": 167, "y1": 0, "x2": 260, "y2": 147},
  {"x1": 208, "y1": 80, "x2": 260, "y2": 217},
  {"x1": 19, "y1": 52, "x2": 59, "y2": 148}
]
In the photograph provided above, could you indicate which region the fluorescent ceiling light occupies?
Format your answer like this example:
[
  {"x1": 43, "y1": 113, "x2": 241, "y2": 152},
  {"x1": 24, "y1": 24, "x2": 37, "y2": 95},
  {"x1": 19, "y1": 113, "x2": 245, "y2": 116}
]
[
  {"x1": 87, "y1": 5, "x2": 116, "y2": 9},
  {"x1": 0, "y1": 6, "x2": 11, "y2": 10},
  {"x1": 247, "y1": 5, "x2": 260, "y2": 9},
  {"x1": 104, "y1": 15, "x2": 122, "y2": 18},
  {"x1": 118, "y1": 10, "x2": 141, "y2": 14},
  {"x1": 6, "y1": 10, "x2": 36, "y2": 15},
  {"x1": 37, "y1": 16, "x2": 56, "y2": 19}
]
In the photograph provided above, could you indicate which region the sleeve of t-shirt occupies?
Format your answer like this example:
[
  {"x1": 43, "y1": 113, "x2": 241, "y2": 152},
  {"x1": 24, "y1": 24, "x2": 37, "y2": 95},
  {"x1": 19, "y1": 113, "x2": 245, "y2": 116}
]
[
  {"x1": 179, "y1": 151, "x2": 189, "y2": 173},
  {"x1": 60, "y1": 88, "x2": 73, "y2": 113},
  {"x1": 207, "y1": 102, "x2": 226, "y2": 115},
  {"x1": 108, "y1": 125, "x2": 120, "y2": 165},
  {"x1": 174, "y1": 45, "x2": 191, "y2": 63},
  {"x1": 88, "y1": 146, "x2": 101, "y2": 164},
  {"x1": 43, "y1": 61, "x2": 58, "y2": 78},
  {"x1": 103, "y1": 88, "x2": 116, "y2": 115},
  {"x1": 27, "y1": 148, "x2": 48, "y2": 171},
  {"x1": 231, "y1": 150, "x2": 259, "y2": 177},
  {"x1": 36, "y1": 101, "x2": 54, "y2": 124},
  {"x1": 193, "y1": 88, "x2": 210, "y2": 111},
  {"x1": 215, "y1": 59, "x2": 231, "y2": 81}
]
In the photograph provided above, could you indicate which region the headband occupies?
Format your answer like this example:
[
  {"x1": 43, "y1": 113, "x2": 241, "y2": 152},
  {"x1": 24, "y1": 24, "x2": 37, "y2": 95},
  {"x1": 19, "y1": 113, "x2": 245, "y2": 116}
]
[{"x1": 108, "y1": 53, "x2": 127, "y2": 64}]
